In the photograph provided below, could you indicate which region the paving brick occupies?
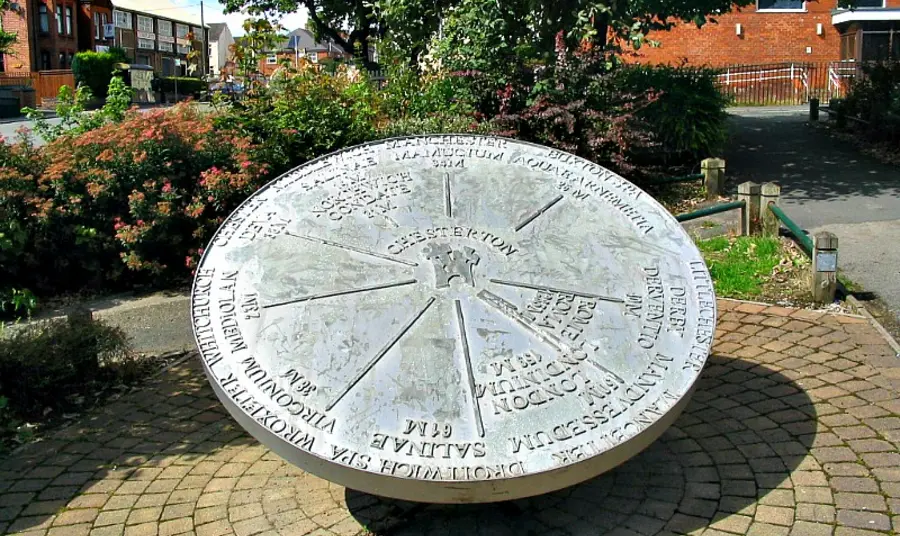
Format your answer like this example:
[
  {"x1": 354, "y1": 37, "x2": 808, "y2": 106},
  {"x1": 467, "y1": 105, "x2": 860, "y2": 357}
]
[
  {"x1": 834, "y1": 493, "x2": 887, "y2": 512},
  {"x1": 756, "y1": 505, "x2": 795, "y2": 526},
  {"x1": 53, "y1": 508, "x2": 99, "y2": 526},
  {"x1": 797, "y1": 504, "x2": 836, "y2": 524},
  {"x1": 830, "y1": 477, "x2": 879, "y2": 493},
  {"x1": 835, "y1": 510, "x2": 892, "y2": 531},
  {"x1": 790, "y1": 521, "x2": 835, "y2": 536}
]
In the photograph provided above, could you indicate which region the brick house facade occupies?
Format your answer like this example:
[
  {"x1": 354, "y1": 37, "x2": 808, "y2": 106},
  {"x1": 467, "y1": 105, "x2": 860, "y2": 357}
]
[
  {"x1": 0, "y1": 0, "x2": 206, "y2": 75},
  {"x1": 0, "y1": 0, "x2": 92, "y2": 72},
  {"x1": 257, "y1": 28, "x2": 351, "y2": 76},
  {"x1": 628, "y1": 0, "x2": 900, "y2": 66}
]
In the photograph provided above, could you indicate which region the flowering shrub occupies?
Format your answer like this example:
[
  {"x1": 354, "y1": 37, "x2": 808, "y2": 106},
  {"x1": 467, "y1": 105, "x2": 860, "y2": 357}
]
[
  {"x1": 488, "y1": 35, "x2": 659, "y2": 176},
  {"x1": 27, "y1": 104, "x2": 266, "y2": 286}
]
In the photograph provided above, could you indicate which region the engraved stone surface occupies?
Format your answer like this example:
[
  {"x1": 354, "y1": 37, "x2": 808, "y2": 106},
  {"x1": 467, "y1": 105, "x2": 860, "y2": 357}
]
[{"x1": 191, "y1": 135, "x2": 716, "y2": 504}]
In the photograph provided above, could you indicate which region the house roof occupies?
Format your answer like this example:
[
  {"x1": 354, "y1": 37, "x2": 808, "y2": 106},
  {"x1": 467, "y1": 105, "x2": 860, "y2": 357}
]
[
  {"x1": 111, "y1": 0, "x2": 206, "y2": 27},
  {"x1": 208, "y1": 22, "x2": 229, "y2": 42},
  {"x1": 277, "y1": 28, "x2": 346, "y2": 54}
]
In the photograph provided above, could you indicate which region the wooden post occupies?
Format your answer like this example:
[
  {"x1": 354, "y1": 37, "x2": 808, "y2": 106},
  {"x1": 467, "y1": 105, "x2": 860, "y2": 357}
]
[
  {"x1": 812, "y1": 232, "x2": 839, "y2": 304},
  {"x1": 760, "y1": 182, "x2": 781, "y2": 237},
  {"x1": 737, "y1": 182, "x2": 761, "y2": 236},
  {"x1": 701, "y1": 158, "x2": 726, "y2": 201},
  {"x1": 809, "y1": 98, "x2": 819, "y2": 122}
]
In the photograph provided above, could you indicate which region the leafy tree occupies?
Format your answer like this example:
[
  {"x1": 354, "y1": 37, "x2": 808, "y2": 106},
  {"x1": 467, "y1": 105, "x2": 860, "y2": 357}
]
[
  {"x1": 232, "y1": 18, "x2": 284, "y2": 84},
  {"x1": 224, "y1": 0, "x2": 751, "y2": 67},
  {"x1": 222, "y1": 0, "x2": 378, "y2": 68}
]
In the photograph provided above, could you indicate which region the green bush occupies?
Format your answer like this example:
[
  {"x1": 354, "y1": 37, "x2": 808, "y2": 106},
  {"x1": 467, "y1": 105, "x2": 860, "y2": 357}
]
[
  {"x1": 380, "y1": 64, "x2": 478, "y2": 119},
  {"x1": 216, "y1": 66, "x2": 379, "y2": 176},
  {"x1": 377, "y1": 113, "x2": 490, "y2": 138},
  {"x1": 843, "y1": 61, "x2": 900, "y2": 145},
  {"x1": 72, "y1": 48, "x2": 128, "y2": 100},
  {"x1": 0, "y1": 134, "x2": 46, "y2": 316},
  {"x1": 0, "y1": 316, "x2": 132, "y2": 430},
  {"x1": 612, "y1": 65, "x2": 729, "y2": 163},
  {"x1": 152, "y1": 76, "x2": 207, "y2": 98}
]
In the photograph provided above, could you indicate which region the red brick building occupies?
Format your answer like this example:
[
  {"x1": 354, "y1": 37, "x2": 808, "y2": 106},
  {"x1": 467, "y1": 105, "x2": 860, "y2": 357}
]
[
  {"x1": 0, "y1": 0, "x2": 204, "y2": 74},
  {"x1": 0, "y1": 0, "x2": 106, "y2": 72},
  {"x1": 629, "y1": 0, "x2": 900, "y2": 66}
]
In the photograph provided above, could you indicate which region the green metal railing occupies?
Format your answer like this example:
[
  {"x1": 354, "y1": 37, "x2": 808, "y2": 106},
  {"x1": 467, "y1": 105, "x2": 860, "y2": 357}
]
[
  {"x1": 676, "y1": 200, "x2": 745, "y2": 223},
  {"x1": 768, "y1": 204, "x2": 813, "y2": 255}
]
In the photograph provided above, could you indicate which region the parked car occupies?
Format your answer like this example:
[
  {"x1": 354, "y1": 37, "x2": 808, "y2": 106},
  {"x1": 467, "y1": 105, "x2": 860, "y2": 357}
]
[{"x1": 206, "y1": 81, "x2": 245, "y2": 102}]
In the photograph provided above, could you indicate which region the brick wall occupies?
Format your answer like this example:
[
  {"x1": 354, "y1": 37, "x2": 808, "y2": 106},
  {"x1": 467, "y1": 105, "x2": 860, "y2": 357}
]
[
  {"x1": 2, "y1": 4, "x2": 35, "y2": 72},
  {"x1": 626, "y1": 0, "x2": 900, "y2": 66}
]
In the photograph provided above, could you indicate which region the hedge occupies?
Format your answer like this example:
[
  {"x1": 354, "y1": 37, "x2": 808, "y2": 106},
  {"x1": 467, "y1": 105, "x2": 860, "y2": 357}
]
[{"x1": 152, "y1": 77, "x2": 206, "y2": 97}]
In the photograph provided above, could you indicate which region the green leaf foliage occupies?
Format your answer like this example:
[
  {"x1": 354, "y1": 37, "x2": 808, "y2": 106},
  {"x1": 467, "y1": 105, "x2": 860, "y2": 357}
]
[
  {"x1": 72, "y1": 48, "x2": 128, "y2": 100},
  {"x1": 612, "y1": 65, "x2": 729, "y2": 162}
]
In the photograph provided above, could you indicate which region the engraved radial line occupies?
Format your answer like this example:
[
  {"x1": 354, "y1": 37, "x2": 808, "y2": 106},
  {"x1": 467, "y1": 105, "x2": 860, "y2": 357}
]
[
  {"x1": 490, "y1": 279, "x2": 624, "y2": 303},
  {"x1": 455, "y1": 300, "x2": 485, "y2": 438},
  {"x1": 326, "y1": 297, "x2": 437, "y2": 411},
  {"x1": 515, "y1": 194, "x2": 564, "y2": 232},
  {"x1": 476, "y1": 290, "x2": 624, "y2": 383},
  {"x1": 444, "y1": 173, "x2": 452, "y2": 218},
  {"x1": 285, "y1": 232, "x2": 418, "y2": 267},
  {"x1": 263, "y1": 280, "x2": 418, "y2": 309}
]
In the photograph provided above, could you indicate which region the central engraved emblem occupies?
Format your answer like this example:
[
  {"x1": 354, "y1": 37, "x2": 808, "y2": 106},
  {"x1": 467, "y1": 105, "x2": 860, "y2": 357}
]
[{"x1": 423, "y1": 243, "x2": 480, "y2": 289}]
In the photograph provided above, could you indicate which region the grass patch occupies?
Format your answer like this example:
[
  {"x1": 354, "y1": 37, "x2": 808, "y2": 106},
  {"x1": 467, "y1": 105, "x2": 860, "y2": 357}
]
[{"x1": 698, "y1": 236, "x2": 797, "y2": 299}]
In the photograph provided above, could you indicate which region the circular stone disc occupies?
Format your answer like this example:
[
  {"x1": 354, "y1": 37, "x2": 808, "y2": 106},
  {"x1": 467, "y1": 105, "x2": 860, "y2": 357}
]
[{"x1": 192, "y1": 135, "x2": 716, "y2": 504}]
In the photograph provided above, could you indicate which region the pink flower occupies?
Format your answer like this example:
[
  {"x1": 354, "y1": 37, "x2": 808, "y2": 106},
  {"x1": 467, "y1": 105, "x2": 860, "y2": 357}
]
[
  {"x1": 137, "y1": 219, "x2": 145, "y2": 226},
  {"x1": 162, "y1": 182, "x2": 172, "y2": 193},
  {"x1": 208, "y1": 196, "x2": 214, "y2": 202},
  {"x1": 241, "y1": 161, "x2": 252, "y2": 169}
]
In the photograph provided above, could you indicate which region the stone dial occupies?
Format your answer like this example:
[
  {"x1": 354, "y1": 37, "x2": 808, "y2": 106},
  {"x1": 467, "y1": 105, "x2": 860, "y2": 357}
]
[{"x1": 191, "y1": 135, "x2": 716, "y2": 503}]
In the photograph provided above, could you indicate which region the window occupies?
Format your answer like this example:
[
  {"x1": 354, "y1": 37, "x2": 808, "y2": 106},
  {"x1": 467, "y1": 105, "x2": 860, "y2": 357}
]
[
  {"x1": 94, "y1": 12, "x2": 100, "y2": 39},
  {"x1": 102, "y1": 13, "x2": 108, "y2": 28},
  {"x1": 138, "y1": 38, "x2": 155, "y2": 50},
  {"x1": 307, "y1": 52, "x2": 318, "y2": 63},
  {"x1": 757, "y1": 0, "x2": 804, "y2": 10},
  {"x1": 177, "y1": 44, "x2": 191, "y2": 55},
  {"x1": 58, "y1": 52, "x2": 65, "y2": 68},
  {"x1": 67, "y1": 52, "x2": 74, "y2": 66},
  {"x1": 65, "y1": 7, "x2": 72, "y2": 35},
  {"x1": 839, "y1": 0, "x2": 883, "y2": 6},
  {"x1": 57, "y1": 5, "x2": 63, "y2": 34},
  {"x1": 137, "y1": 15, "x2": 153, "y2": 33},
  {"x1": 40, "y1": 50, "x2": 51, "y2": 70},
  {"x1": 158, "y1": 20, "x2": 172, "y2": 37},
  {"x1": 39, "y1": 5, "x2": 49, "y2": 33},
  {"x1": 158, "y1": 42, "x2": 174, "y2": 53},
  {"x1": 266, "y1": 55, "x2": 277, "y2": 64},
  {"x1": 0, "y1": 54, "x2": 5, "y2": 73},
  {"x1": 176, "y1": 24, "x2": 189, "y2": 39},
  {"x1": 113, "y1": 10, "x2": 131, "y2": 29},
  {"x1": 137, "y1": 54, "x2": 150, "y2": 65}
]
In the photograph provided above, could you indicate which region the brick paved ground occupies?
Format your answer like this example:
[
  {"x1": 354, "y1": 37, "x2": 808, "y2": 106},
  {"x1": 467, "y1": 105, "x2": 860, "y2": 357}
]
[{"x1": 1, "y1": 299, "x2": 899, "y2": 536}]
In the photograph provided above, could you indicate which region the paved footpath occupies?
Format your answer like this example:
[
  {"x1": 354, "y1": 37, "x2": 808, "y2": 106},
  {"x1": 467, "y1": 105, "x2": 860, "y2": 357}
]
[
  {"x1": 2, "y1": 300, "x2": 900, "y2": 536},
  {"x1": 725, "y1": 107, "x2": 900, "y2": 324}
]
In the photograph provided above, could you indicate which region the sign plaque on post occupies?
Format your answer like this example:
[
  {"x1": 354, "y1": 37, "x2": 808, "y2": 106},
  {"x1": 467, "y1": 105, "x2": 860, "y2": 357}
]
[{"x1": 192, "y1": 136, "x2": 716, "y2": 503}]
